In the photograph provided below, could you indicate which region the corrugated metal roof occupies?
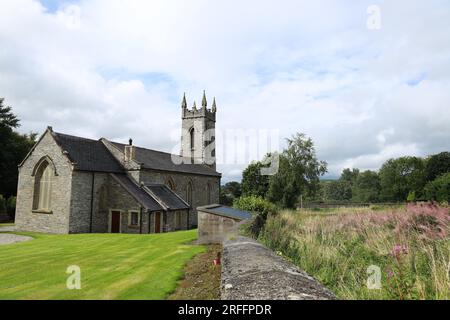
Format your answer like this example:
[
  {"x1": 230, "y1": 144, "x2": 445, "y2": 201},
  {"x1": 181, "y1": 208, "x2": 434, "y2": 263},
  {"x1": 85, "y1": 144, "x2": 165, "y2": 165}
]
[
  {"x1": 144, "y1": 184, "x2": 190, "y2": 211},
  {"x1": 197, "y1": 204, "x2": 252, "y2": 220}
]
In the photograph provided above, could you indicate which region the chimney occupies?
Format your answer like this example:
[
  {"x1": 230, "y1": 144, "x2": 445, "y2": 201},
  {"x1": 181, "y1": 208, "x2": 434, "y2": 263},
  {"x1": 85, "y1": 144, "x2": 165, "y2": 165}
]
[{"x1": 124, "y1": 138, "x2": 135, "y2": 162}]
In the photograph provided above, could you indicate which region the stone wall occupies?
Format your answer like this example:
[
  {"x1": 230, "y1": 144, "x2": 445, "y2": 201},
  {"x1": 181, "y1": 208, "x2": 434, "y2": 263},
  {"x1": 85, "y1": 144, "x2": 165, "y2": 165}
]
[
  {"x1": 221, "y1": 236, "x2": 336, "y2": 300},
  {"x1": 197, "y1": 211, "x2": 241, "y2": 244},
  {"x1": 15, "y1": 130, "x2": 73, "y2": 234},
  {"x1": 69, "y1": 172, "x2": 110, "y2": 233}
]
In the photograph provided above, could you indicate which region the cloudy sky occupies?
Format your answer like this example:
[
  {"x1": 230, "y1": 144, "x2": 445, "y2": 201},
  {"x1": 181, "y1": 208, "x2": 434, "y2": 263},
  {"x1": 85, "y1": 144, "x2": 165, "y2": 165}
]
[{"x1": 1, "y1": 0, "x2": 449, "y2": 182}]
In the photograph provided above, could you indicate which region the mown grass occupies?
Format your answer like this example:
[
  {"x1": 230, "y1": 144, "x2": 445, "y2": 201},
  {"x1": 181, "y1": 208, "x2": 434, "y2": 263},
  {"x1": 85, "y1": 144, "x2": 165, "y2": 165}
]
[
  {"x1": 0, "y1": 230, "x2": 204, "y2": 300},
  {"x1": 259, "y1": 204, "x2": 450, "y2": 299}
]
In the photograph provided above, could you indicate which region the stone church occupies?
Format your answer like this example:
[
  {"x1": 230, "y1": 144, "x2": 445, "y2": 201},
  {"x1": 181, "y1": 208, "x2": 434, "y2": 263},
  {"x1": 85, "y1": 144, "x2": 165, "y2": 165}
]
[{"x1": 15, "y1": 92, "x2": 221, "y2": 234}]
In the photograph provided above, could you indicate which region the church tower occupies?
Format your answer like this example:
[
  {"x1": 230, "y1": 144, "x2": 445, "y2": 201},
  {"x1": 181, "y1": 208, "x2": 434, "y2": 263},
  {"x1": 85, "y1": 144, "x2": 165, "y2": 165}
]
[{"x1": 181, "y1": 91, "x2": 217, "y2": 170}]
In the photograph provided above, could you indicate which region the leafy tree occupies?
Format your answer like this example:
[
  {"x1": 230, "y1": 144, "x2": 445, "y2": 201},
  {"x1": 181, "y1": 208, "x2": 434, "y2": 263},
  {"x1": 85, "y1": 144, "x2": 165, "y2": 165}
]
[
  {"x1": 267, "y1": 133, "x2": 327, "y2": 208},
  {"x1": 6, "y1": 196, "x2": 16, "y2": 220},
  {"x1": 220, "y1": 181, "x2": 242, "y2": 206},
  {"x1": 241, "y1": 160, "x2": 270, "y2": 198},
  {"x1": 423, "y1": 173, "x2": 450, "y2": 202},
  {"x1": 379, "y1": 156, "x2": 426, "y2": 202},
  {"x1": 340, "y1": 168, "x2": 360, "y2": 186},
  {"x1": 233, "y1": 195, "x2": 277, "y2": 238},
  {"x1": 0, "y1": 98, "x2": 37, "y2": 197},
  {"x1": 0, "y1": 195, "x2": 6, "y2": 215},
  {"x1": 0, "y1": 98, "x2": 19, "y2": 128},
  {"x1": 424, "y1": 152, "x2": 450, "y2": 182},
  {"x1": 323, "y1": 180, "x2": 352, "y2": 201},
  {"x1": 352, "y1": 170, "x2": 381, "y2": 203}
]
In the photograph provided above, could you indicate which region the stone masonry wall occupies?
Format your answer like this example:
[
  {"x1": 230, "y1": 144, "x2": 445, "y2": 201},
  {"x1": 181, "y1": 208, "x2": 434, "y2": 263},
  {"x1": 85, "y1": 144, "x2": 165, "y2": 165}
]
[
  {"x1": 69, "y1": 172, "x2": 109, "y2": 233},
  {"x1": 221, "y1": 236, "x2": 336, "y2": 300},
  {"x1": 15, "y1": 130, "x2": 73, "y2": 234}
]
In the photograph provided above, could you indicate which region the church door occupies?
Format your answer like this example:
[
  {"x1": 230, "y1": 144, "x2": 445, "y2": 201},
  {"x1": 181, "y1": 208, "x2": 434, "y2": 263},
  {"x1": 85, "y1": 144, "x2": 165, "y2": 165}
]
[
  {"x1": 154, "y1": 212, "x2": 161, "y2": 233},
  {"x1": 111, "y1": 211, "x2": 121, "y2": 233}
]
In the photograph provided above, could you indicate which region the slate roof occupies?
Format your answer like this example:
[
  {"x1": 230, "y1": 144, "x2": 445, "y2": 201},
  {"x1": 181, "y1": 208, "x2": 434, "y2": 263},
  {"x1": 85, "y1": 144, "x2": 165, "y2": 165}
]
[
  {"x1": 110, "y1": 174, "x2": 162, "y2": 211},
  {"x1": 197, "y1": 204, "x2": 252, "y2": 221},
  {"x1": 144, "y1": 184, "x2": 190, "y2": 211},
  {"x1": 52, "y1": 132, "x2": 124, "y2": 173},
  {"x1": 49, "y1": 130, "x2": 220, "y2": 177},
  {"x1": 110, "y1": 141, "x2": 221, "y2": 177}
]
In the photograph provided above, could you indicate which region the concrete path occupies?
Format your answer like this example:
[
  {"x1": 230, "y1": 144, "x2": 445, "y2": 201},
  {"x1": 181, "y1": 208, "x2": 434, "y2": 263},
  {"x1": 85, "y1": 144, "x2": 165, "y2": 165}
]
[
  {"x1": 0, "y1": 233, "x2": 33, "y2": 245},
  {"x1": 0, "y1": 225, "x2": 33, "y2": 245},
  {"x1": 221, "y1": 236, "x2": 336, "y2": 300}
]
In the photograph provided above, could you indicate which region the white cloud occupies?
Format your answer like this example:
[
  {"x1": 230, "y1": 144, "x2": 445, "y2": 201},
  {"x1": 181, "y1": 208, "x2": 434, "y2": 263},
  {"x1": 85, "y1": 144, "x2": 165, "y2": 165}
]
[{"x1": 0, "y1": 0, "x2": 449, "y2": 182}]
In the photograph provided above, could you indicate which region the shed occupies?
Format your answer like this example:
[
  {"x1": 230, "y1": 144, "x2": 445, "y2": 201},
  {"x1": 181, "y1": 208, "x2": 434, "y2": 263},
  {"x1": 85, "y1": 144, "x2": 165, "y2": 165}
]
[{"x1": 197, "y1": 204, "x2": 252, "y2": 244}]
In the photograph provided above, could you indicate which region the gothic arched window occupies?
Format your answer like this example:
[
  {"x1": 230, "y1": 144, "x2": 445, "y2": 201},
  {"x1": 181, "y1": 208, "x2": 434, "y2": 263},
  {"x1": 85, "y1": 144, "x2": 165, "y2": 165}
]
[
  {"x1": 189, "y1": 127, "x2": 195, "y2": 163},
  {"x1": 166, "y1": 177, "x2": 176, "y2": 191},
  {"x1": 189, "y1": 127, "x2": 195, "y2": 152},
  {"x1": 33, "y1": 160, "x2": 54, "y2": 211}
]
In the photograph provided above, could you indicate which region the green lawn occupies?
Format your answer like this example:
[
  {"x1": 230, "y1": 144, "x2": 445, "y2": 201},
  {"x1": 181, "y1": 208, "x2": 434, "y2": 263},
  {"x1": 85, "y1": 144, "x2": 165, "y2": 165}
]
[{"x1": 0, "y1": 230, "x2": 204, "y2": 300}]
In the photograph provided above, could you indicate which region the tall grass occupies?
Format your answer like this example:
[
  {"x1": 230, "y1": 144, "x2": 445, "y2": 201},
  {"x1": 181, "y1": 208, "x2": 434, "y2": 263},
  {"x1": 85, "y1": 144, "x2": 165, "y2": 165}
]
[{"x1": 259, "y1": 203, "x2": 450, "y2": 299}]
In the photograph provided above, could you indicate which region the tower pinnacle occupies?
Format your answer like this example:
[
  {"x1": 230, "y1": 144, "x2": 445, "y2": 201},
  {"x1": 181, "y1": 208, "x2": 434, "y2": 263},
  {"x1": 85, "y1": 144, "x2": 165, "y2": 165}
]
[
  {"x1": 212, "y1": 97, "x2": 217, "y2": 113},
  {"x1": 202, "y1": 90, "x2": 207, "y2": 109},
  {"x1": 181, "y1": 92, "x2": 187, "y2": 109}
]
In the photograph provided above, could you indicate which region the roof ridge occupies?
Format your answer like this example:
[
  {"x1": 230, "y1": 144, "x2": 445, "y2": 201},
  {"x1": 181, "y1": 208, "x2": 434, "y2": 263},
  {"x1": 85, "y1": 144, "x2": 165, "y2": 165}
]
[
  {"x1": 110, "y1": 140, "x2": 181, "y2": 157},
  {"x1": 53, "y1": 131, "x2": 100, "y2": 143}
]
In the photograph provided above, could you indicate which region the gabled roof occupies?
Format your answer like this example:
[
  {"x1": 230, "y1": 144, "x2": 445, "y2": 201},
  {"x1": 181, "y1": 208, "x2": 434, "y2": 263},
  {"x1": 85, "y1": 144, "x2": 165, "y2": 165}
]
[
  {"x1": 53, "y1": 132, "x2": 124, "y2": 173},
  {"x1": 111, "y1": 175, "x2": 190, "y2": 212},
  {"x1": 143, "y1": 184, "x2": 190, "y2": 211},
  {"x1": 109, "y1": 141, "x2": 221, "y2": 177},
  {"x1": 197, "y1": 204, "x2": 252, "y2": 221},
  {"x1": 110, "y1": 174, "x2": 162, "y2": 211},
  {"x1": 22, "y1": 127, "x2": 221, "y2": 178}
]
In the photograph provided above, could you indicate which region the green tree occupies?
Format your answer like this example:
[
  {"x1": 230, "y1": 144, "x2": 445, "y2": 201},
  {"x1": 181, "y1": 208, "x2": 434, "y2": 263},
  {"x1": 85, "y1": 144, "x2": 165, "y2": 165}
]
[
  {"x1": 323, "y1": 180, "x2": 352, "y2": 201},
  {"x1": 424, "y1": 152, "x2": 450, "y2": 182},
  {"x1": 340, "y1": 168, "x2": 360, "y2": 186},
  {"x1": 423, "y1": 173, "x2": 450, "y2": 202},
  {"x1": 352, "y1": 170, "x2": 381, "y2": 202},
  {"x1": 267, "y1": 133, "x2": 327, "y2": 208},
  {"x1": 233, "y1": 195, "x2": 277, "y2": 238},
  {"x1": 379, "y1": 156, "x2": 426, "y2": 202},
  {"x1": 6, "y1": 196, "x2": 16, "y2": 219},
  {"x1": 220, "y1": 181, "x2": 242, "y2": 206},
  {"x1": 0, "y1": 195, "x2": 6, "y2": 215},
  {"x1": 241, "y1": 160, "x2": 270, "y2": 198},
  {"x1": 0, "y1": 98, "x2": 19, "y2": 128},
  {"x1": 0, "y1": 98, "x2": 37, "y2": 197}
]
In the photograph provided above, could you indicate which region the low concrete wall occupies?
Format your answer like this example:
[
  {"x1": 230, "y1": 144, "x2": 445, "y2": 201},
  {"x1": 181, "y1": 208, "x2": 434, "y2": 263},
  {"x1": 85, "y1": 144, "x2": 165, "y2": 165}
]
[
  {"x1": 197, "y1": 211, "x2": 241, "y2": 244},
  {"x1": 221, "y1": 236, "x2": 336, "y2": 300}
]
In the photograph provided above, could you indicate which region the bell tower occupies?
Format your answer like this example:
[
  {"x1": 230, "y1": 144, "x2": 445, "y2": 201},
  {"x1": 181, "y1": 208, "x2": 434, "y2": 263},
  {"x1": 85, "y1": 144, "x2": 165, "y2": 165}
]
[{"x1": 180, "y1": 91, "x2": 216, "y2": 170}]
